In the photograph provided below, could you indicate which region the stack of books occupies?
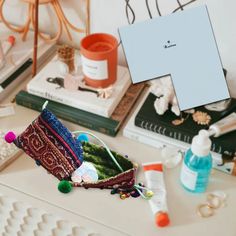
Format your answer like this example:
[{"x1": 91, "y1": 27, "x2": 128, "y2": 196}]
[
  {"x1": 0, "y1": 23, "x2": 56, "y2": 101},
  {"x1": 16, "y1": 54, "x2": 145, "y2": 136},
  {"x1": 124, "y1": 90, "x2": 236, "y2": 176}
]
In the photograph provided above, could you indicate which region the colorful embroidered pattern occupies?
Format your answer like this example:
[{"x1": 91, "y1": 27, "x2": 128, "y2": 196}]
[{"x1": 15, "y1": 109, "x2": 83, "y2": 180}]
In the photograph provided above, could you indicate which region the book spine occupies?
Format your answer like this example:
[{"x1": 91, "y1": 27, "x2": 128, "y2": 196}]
[
  {"x1": 124, "y1": 126, "x2": 236, "y2": 176},
  {"x1": 123, "y1": 128, "x2": 165, "y2": 149},
  {"x1": 135, "y1": 115, "x2": 193, "y2": 144},
  {"x1": 135, "y1": 115, "x2": 235, "y2": 156},
  {"x1": 0, "y1": 59, "x2": 33, "y2": 101},
  {"x1": 27, "y1": 87, "x2": 109, "y2": 118},
  {"x1": 15, "y1": 92, "x2": 117, "y2": 137},
  {"x1": 0, "y1": 59, "x2": 32, "y2": 89}
]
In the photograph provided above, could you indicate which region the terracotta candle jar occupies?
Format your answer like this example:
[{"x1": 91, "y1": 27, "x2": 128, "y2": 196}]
[{"x1": 80, "y1": 33, "x2": 118, "y2": 88}]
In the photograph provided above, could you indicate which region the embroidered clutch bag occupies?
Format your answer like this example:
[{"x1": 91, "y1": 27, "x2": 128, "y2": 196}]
[
  {"x1": 12, "y1": 109, "x2": 83, "y2": 180},
  {"x1": 5, "y1": 108, "x2": 140, "y2": 199}
]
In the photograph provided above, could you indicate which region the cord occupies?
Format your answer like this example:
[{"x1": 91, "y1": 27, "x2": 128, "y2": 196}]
[
  {"x1": 176, "y1": 0, "x2": 184, "y2": 11},
  {"x1": 41, "y1": 101, "x2": 153, "y2": 200},
  {"x1": 155, "y1": 0, "x2": 162, "y2": 16},
  {"x1": 123, "y1": 0, "x2": 197, "y2": 21},
  {"x1": 0, "y1": 0, "x2": 86, "y2": 43},
  {"x1": 42, "y1": 101, "x2": 49, "y2": 110},
  {"x1": 125, "y1": 0, "x2": 135, "y2": 24},
  {"x1": 133, "y1": 184, "x2": 153, "y2": 200},
  {"x1": 172, "y1": 0, "x2": 197, "y2": 13},
  {"x1": 72, "y1": 131, "x2": 124, "y2": 173},
  {"x1": 41, "y1": 103, "x2": 122, "y2": 173},
  {"x1": 145, "y1": 0, "x2": 153, "y2": 19}
]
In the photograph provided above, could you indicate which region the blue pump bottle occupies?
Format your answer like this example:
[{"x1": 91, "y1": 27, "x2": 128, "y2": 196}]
[{"x1": 180, "y1": 130, "x2": 212, "y2": 193}]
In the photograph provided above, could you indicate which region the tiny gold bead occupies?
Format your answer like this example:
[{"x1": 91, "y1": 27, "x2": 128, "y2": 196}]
[
  {"x1": 146, "y1": 190, "x2": 154, "y2": 198},
  {"x1": 133, "y1": 162, "x2": 139, "y2": 169},
  {"x1": 120, "y1": 194, "x2": 127, "y2": 200}
]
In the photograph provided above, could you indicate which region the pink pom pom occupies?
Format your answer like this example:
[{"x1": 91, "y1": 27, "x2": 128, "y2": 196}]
[{"x1": 4, "y1": 131, "x2": 16, "y2": 143}]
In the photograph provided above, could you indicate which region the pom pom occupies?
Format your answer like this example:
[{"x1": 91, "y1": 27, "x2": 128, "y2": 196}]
[
  {"x1": 77, "y1": 133, "x2": 89, "y2": 142},
  {"x1": 110, "y1": 189, "x2": 118, "y2": 195},
  {"x1": 4, "y1": 131, "x2": 16, "y2": 143},
  {"x1": 155, "y1": 212, "x2": 170, "y2": 227},
  {"x1": 146, "y1": 190, "x2": 154, "y2": 198},
  {"x1": 58, "y1": 180, "x2": 72, "y2": 193},
  {"x1": 35, "y1": 160, "x2": 41, "y2": 166},
  {"x1": 8, "y1": 35, "x2": 16, "y2": 45},
  {"x1": 130, "y1": 190, "x2": 140, "y2": 198}
]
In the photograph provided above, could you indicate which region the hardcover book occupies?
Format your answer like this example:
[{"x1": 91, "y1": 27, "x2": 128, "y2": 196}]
[
  {"x1": 27, "y1": 55, "x2": 131, "y2": 118},
  {"x1": 0, "y1": 23, "x2": 54, "y2": 84},
  {"x1": 135, "y1": 92, "x2": 236, "y2": 157},
  {"x1": 16, "y1": 83, "x2": 145, "y2": 136},
  {"x1": 0, "y1": 23, "x2": 56, "y2": 101},
  {"x1": 123, "y1": 91, "x2": 236, "y2": 176}
]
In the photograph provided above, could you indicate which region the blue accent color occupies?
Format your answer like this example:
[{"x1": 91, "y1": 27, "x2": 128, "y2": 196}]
[
  {"x1": 40, "y1": 109, "x2": 83, "y2": 164},
  {"x1": 77, "y1": 134, "x2": 89, "y2": 142},
  {"x1": 119, "y1": 5, "x2": 230, "y2": 111},
  {"x1": 35, "y1": 160, "x2": 41, "y2": 166}
]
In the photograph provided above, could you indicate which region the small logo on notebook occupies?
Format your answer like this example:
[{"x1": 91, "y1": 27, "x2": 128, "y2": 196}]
[{"x1": 164, "y1": 40, "x2": 176, "y2": 49}]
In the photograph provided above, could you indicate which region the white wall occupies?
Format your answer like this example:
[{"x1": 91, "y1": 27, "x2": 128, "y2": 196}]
[
  {"x1": 90, "y1": 0, "x2": 236, "y2": 97},
  {"x1": 2, "y1": 0, "x2": 236, "y2": 96},
  {"x1": 1, "y1": 0, "x2": 87, "y2": 46}
]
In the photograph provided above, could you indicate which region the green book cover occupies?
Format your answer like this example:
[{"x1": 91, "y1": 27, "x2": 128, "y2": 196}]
[
  {"x1": 16, "y1": 83, "x2": 145, "y2": 136},
  {"x1": 135, "y1": 93, "x2": 236, "y2": 157}
]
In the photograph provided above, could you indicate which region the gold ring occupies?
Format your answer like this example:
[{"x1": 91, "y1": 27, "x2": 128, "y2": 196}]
[
  {"x1": 197, "y1": 204, "x2": 214, "y2": 218},
  {"x1": 207, "y1": 193, "x2": 222, "y2": 209}
]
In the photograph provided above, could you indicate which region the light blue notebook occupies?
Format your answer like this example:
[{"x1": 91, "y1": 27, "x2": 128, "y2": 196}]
[{"x1": 119, "y1": 5, "x2": 230, "y2": 111}]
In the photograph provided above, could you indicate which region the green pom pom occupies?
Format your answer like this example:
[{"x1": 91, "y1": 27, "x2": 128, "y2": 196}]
[{"x1": 58, "y1": 180, "x2": 72, "y2": 193}]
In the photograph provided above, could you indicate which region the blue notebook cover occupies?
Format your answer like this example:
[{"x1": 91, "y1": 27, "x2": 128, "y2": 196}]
[{"x1": 119, "y1": 5, "x2": 230, "y2": 111}]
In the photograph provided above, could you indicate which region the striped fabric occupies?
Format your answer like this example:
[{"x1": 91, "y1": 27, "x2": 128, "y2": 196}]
[{"x1": 14, "y1": 109, "x2": 83, "y2": 180}]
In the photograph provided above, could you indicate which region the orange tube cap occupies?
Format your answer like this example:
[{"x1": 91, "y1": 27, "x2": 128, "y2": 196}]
[{"x1": 155, "y1": 212, "x2": 170, "y2": 227}]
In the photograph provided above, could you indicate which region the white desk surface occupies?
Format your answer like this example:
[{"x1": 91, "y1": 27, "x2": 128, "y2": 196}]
[{"x1": 1, "y1": 61, "x2": 236, "y2": 236}]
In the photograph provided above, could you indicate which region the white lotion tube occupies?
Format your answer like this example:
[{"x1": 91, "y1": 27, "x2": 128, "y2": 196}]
[
  {"x1": 208, "y1": 112, "x2": 236, "y2": 137},
  {"x1": 143, "y1": 162, "x2": 170, "y2": 227}
]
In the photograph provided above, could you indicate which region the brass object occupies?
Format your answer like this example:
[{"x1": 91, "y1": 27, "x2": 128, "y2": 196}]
[
  {"x1": 172, "y1": 118, "x2": 184, "y2": 126},
  {"x1": 0, "y1": 0, "x2": 89, "y2": 42},
  {"x1": 197, "y1": 192, "x2": 226, "y2": 218},
  {"x1": 172, "y1": 113, "x2": 190, "y2": 126},
  {"x1": 192, "y1": 111, "x2": 211, "y2": 125},
  {"x1": 207, "y1": 193, "x2": 222, "y2": 209},
  {"x1": 197, "y1": 204, "x2": 214, "y2": 218}
]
